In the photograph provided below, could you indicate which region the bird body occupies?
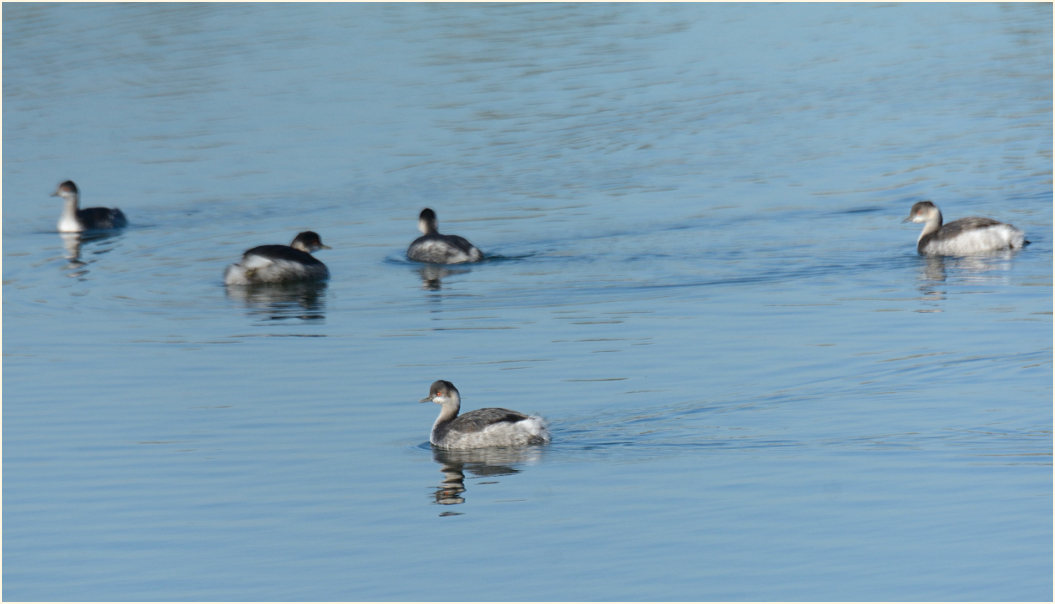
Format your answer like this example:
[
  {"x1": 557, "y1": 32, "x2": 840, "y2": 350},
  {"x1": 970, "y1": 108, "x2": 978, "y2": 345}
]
[
  {"x1": 224, "y1": 231, "x2": 330, "y2": 285},
  {"x1": 904, "y1": 201, "x2": 1027, "y2": 255},
  {"x1": 420, "y1": 380, "x2": 549, "y2": 449},
  {"x1": 53, "y1": 180, "x2": 127, "y2": 232},
  {"x1": 407, "y1": 208, "x2": 483, "y2": 264}
]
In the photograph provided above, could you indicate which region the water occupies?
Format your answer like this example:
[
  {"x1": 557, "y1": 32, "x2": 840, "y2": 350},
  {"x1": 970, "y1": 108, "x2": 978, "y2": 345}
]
[{"x1": 3, "y1": 3, "x2": 1051, "y2": 601}]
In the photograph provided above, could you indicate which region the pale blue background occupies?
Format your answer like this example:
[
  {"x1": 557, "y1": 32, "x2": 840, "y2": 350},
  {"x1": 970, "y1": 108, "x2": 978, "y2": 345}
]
[{"x1": 3, "y1": 3, "x2": 1051, "y2": 601}]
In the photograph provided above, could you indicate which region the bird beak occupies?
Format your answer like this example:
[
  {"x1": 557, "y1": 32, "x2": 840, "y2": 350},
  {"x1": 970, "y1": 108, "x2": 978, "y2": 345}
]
[
  {"x1": 50, "y1": 189, "x2": 60, "y2": 197},
  {"x1": 319, "y1": 243, "x2": 332, "y2": 250},
  {"x1": 901, "y1": 216, "x2": 913, "y2": 223},
  {"x1": 419, "y1": 396, "x2": 433, "y2": 403}
]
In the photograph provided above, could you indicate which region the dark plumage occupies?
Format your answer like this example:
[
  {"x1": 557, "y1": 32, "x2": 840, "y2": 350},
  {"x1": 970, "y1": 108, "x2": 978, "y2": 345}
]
[
  {"x1": 224, "y1": 231, "x2": 330, "y2": 285},
  {"x1": 238, "y1": 244, "x2": 325, "y2": 267},
  {"x1": 53, "y1": 180, "x2": 128, "y2": 232}
]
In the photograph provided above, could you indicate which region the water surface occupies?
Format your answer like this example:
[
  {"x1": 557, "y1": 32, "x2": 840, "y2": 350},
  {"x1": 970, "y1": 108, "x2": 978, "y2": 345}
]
[{"x1": 3, "y1": 3, "x2": 1051, "y2": 601}]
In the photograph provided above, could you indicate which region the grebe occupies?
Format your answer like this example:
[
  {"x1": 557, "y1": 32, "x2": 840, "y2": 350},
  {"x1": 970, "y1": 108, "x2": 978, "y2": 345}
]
[
  {"x1": 406, "y1": 208, "x2": 483, "y2": 264},
  {"x1": 904, "y1": 201, "x2": 1028, "y2": 255},
  {"x1": 224, "y1": 231, "x2": 331, "y2": 285},
  {"x1": 420, "y1": 380, "x2": 550, "y2": 449},
  {"x1": 53, "y1": 180, "x2": 128, "y2": 232}
]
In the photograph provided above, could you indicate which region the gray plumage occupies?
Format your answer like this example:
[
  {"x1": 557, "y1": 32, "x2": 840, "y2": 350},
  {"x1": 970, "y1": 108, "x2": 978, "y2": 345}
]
[
  {"x1": 407, "y1": 208, "x2": 483, "y2": 264},
  {"x1": 420, "y1": 380, "x2": 550, "y2": 449},
  {"x1": 433, "y1": 407, "x2": 534, "y2": 443},
  {"x1": 904, "y1": 200, "x2": 1027, "y2": 255}
]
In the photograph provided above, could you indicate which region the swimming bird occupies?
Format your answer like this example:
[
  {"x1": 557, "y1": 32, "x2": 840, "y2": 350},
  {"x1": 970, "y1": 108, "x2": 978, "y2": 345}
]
[
  {"x1": 903, "y1": 201, "x2": 1028, "y2": 255},
  {"x1": 53, "y1": 180, "x2": 128, "y2": 232},
  {"x1": 420, "y1": 380, "x2": 550, "y2": 449},
  {"x1": 223, "y1": 231, "x2": 331, "y2": 285},
  {"x1": 406, "y1": 208, "x2": 483, "y2": 264}
]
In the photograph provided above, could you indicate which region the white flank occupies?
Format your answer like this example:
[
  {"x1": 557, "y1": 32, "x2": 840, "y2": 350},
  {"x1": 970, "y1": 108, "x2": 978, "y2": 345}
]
[{"x1": 923, "y1": 224, "x2": 1025, "y2": 255}]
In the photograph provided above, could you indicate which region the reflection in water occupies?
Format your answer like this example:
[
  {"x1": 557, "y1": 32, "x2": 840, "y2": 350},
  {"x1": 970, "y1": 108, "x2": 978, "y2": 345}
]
[
  {"x1": 913, "y1": 253, "x2": 1023, "y2": 310},
  {"x1": 919, "y1": 253, "x2": 1019, "y2": 282},
  {"x1": 59, "y1": 231, "x2": 123, "y2": 277},
  {"x1": 224, "y1": 280, "x2": 328, "y2": 321},
  {"x1": 429, "y1": 446, "x2": 544, "y2": 512},
  {"x1": 416, "y1": 264, "x2": 471, "y2": 290}
]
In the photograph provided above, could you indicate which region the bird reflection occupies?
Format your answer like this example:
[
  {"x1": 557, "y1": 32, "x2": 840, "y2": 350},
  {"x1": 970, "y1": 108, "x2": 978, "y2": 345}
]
[
  {"x1": 429, "y1": 446, "x2": 543, "y2": 510},
  {"x1": 416, "y1": 264, "x2": 471, "y2": 290},
  {"x1": 60, "y1": 231, "x2": 122, "y2": 277},
  {"x1": 913, "y1": 252, "x2": 1020, "y2": 309},
  {"x1": 917, "y1": 253, "x2": 1019, "y2": 283},
  {"x1": 224, "y1": 280, "x2": 328, "y2": 321}
]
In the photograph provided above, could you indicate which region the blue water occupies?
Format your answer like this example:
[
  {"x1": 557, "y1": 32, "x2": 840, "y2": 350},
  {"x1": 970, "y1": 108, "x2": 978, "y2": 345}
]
[{"x1": 3, "y1": 3, "x2": 1051, "y2": 601}]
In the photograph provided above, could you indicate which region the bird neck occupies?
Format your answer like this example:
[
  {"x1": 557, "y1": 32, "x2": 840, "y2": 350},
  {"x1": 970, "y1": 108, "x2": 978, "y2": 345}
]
[
  {"x1": 419, "y1": 218, "x2": 438, "y2": 235},
  {"x1": 917, "y1": 210, "x2": 943, "y2": 242},
  {"x1": 430, "y1": 396, "x2": 461, "y2": 444},
  {"x1": 433, "y1": 396, "x2": 461, "y2": 427},
  {"x1": 62, "y1": 193, "x2": 80, "y2": 214}
]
